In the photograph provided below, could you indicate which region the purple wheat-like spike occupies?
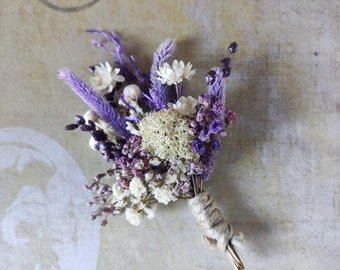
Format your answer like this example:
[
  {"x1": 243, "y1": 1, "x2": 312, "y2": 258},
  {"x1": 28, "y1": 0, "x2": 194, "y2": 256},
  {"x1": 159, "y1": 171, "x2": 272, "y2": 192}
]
[
  {"x1": 208, "y1": 67, "x2": 226, "y2": 113},
  {"x1": 146, "y1": 39, "x2": 176, "y2": 111},
  {"x1": 58, "y1": 68, "x2": 130, "y2": 139},
  {"x1": 150, "y1": 39, "x2": 176, "y2": 84}
]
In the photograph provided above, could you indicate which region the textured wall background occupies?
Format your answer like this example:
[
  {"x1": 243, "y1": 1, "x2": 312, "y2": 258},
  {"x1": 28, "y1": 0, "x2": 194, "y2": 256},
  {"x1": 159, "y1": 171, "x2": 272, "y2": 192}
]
[{"x1": 0, "y1": 0, "x2": 339, "y2": 269}]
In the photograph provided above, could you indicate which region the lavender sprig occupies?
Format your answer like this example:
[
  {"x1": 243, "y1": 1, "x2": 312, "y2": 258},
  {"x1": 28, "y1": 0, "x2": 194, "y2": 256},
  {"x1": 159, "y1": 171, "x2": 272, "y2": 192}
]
[
  {"x1": 150, "y1": 39, "x2": 176, "y2": 84},
  {"x1": 146, "y1": 39, "x2": 176, "y2": 111},
  {"x1": 87, "y1": 30, "x2": 148, "y2": 91},
  {"x1": 201, "y1": 68, "x2": 226, "y2": 180},
  {"x1": 58, "y1": 68, "x2": 130, "y2": 139},
  {"x1": 86, "y1": 30, "x2": 125, "y2": 66},
  {"x1": 208, "y1": 67, "x2": 226, "y2": 108}
]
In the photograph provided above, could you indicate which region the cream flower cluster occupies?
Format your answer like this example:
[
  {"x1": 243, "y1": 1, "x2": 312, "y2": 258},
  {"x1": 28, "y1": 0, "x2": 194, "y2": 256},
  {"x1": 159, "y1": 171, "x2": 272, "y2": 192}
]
[{"x1": 168, "y1": 96, "x2": 198, "y2": 116}]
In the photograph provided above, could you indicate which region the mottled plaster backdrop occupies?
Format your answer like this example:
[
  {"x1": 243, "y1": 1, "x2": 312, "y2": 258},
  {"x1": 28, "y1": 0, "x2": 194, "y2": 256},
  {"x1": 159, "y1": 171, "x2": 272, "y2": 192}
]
[{"x1": 0, "y1": 0, "x2": 339, "y2": 269}]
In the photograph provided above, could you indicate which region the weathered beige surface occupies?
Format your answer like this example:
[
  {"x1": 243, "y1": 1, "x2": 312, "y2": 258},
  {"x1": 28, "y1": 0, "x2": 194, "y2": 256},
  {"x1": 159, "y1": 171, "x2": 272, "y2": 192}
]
[{"x1": 0, "y1": 0, "x2": 339, "y2": 269}]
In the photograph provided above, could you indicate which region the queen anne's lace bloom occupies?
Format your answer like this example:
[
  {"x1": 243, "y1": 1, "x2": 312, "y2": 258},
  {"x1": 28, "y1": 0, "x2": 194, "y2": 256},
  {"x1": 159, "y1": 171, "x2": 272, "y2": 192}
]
[
  {"x1": 89, "y1": 61, "x2": 125, "y2": 92},
  {"x1": 138, "y1": 109, "x2": 196, "y2": 162}
]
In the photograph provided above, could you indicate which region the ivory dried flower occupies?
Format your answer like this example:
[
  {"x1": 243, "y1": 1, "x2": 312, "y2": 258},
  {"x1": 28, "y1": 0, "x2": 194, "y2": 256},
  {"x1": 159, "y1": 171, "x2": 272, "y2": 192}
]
[{"x1": 138, "y1": 109, "x2": 195, "y2": 162}]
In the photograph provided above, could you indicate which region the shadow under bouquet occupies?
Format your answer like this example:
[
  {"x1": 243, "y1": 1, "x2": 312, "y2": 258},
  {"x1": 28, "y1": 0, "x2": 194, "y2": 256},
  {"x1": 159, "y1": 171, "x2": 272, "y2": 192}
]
[{"x1": 59, "y1": 30, "x2": 244, "y2": 269}]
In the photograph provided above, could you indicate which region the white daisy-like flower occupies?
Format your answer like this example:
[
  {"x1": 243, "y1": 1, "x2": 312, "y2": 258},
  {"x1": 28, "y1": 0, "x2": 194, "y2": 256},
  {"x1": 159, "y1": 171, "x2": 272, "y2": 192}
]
[
  {"x1": 89, "y1": 61, "x2": 125, "y2": 92},
  {"x1": 112, "y1": 184, "x2": 130, "y2": 202},
  {"x1": 151, "y1": 184, "x2": 176, "y2": 205},
  {"x1": 157, "y1": 59, "x2": 196, "y2": 85},
  {"x1": 172, "y1": 60, "x2": 196, "y2": 81},
  {"x1": 125, "y1": 206, "x2": 143, "y2": 226},
  {"x1": 167, "y1": 96, "x2": 198, "y2": 116},
  {"x1": 110, "y1": 184, "x2": 130, "y2": 211},
  {"x1": 142, "y1": 203, "x2": 157, "y2": 219},
  {"x1": 157, "y1": 62, "x2": 177, "y2": 85},
  {"x1": 129, "y1": 177, "x2": 147, "y2": 199}
]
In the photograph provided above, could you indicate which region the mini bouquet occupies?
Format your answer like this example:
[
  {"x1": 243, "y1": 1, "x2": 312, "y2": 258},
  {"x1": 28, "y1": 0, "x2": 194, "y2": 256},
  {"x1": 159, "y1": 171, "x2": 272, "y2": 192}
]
[{"x1": 58, "y1": 30, "x2": 244, "y2": 269}]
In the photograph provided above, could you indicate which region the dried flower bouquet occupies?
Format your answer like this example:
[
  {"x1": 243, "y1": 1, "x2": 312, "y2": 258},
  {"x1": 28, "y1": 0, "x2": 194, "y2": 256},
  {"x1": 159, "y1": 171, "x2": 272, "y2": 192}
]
[{"x1": 59, "y1": 30, "x2": 244, "y2": 269}]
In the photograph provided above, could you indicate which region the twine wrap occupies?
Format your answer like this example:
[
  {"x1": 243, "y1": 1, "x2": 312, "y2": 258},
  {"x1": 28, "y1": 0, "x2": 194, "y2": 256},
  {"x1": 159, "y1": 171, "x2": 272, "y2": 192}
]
[{"x1": 188, "y1": 191, "x2": 245, "y2": 269}]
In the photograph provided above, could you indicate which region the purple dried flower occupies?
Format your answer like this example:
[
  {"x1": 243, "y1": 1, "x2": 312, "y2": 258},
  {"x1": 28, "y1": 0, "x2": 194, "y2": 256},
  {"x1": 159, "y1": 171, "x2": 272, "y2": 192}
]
[
  {"x1": 180, "y1": 181, "x2": 191, "y2": 194},
  {"x1": 205, "y1": 70, "x2": 216, "y2": 85},
  {"x1": 208, "y1": 68, "x2": 225, "y2": 106},
  {"x1": 117, "y1": 178, "x2": 130, "y2": 189},
  {"x1": 210, "y1": 139, "x2": 220, "y2": 151},
  {"x1": 198, "y1": 93, "x2": 212, "y2": 107},
  {"x1": 58, "y1": 68, "x2": 130, "y2": 139},
  {"x1": 200, "y1": 151, "x2": 217, "y2": 181},
  {"x1": 195, "y1": 110, "x2": 205, "y2": 123},
  {"x1": 192, "y1": 138, "x2": 205, "y2": 155},
  {"x1": 173, "y1": 181, "x2": 191, "y2": 196},
  {"x1": 188, "y1": 161, "x2": 206, "y2": 175},
  {"x1": 198, "y1": 130, "x2": 210, "y2": 142},
  {"x1": 155, "y1": 174, "x2": 163, "y2": 181},
  {"x1": 220, "y1": 57, "x2": 231, "y2": 78},
  {"x1": 225, "y1": 109, "x2": 237, "y2": 126},
  {"x1": 188, "y1": 128, "x2": 196, "y2": 136},
  {"x1": 209, "y1": 119, "x2": 223, "y2": 134}
]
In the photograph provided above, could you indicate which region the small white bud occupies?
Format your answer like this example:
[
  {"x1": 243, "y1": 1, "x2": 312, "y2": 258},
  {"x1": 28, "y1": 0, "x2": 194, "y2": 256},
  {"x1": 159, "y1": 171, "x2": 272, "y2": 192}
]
[
  {"x1": 89, "y1": 136, "x2": 98, "y2": 150},
  {"x1": 123, "y1": 84, "x2": 141, "y2": 106},
  {"x1": 83, "y1": 110, "x2": 98, "y2": 123}
]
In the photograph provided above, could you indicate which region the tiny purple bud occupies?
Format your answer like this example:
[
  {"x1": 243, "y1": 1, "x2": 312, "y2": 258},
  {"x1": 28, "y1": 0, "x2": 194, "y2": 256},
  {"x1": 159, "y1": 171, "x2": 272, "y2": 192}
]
[
  {"x1": 224, "y1": 109, "x2": 237, "y2": 126},
  {"x1": 188, "y1": 161, "x2": 206, "y2": 174},
  {"x1": 89, "y1": 66, "x2": 96, "y2": 73},
  {"x1": 65, "y1": 123, "x2": 79, "y2": 130},
  {"x1": 228, "y1": 42, "x2": 238, "y2": 53},
  {"x1": 188, "y1": 128, "x2": 196, "y2": 136},
  {"x1": 210, "y1": 139, "x2": 220, "y2": 151},
  {"x1": 205, "y1": 70, "x2": 216, "y2": 85},
  {"x1": 196, "y1": 111, "x2": 205, "y2": 122},
  {"x1": 198, "y1": 93, "x2": 212, "y2": 107},
  {"x1": 189, "y1": 120, "x2": 198, "y2": 128},
  {"x1": 75, "y1": 115, "x2": 85, "y2": 125},
  {"x1": 220, "y1": 57, "x2": 231, "y2": 77},
  {"x1": 117, "y1": 178, "x2": 130, "y2": 189}
]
